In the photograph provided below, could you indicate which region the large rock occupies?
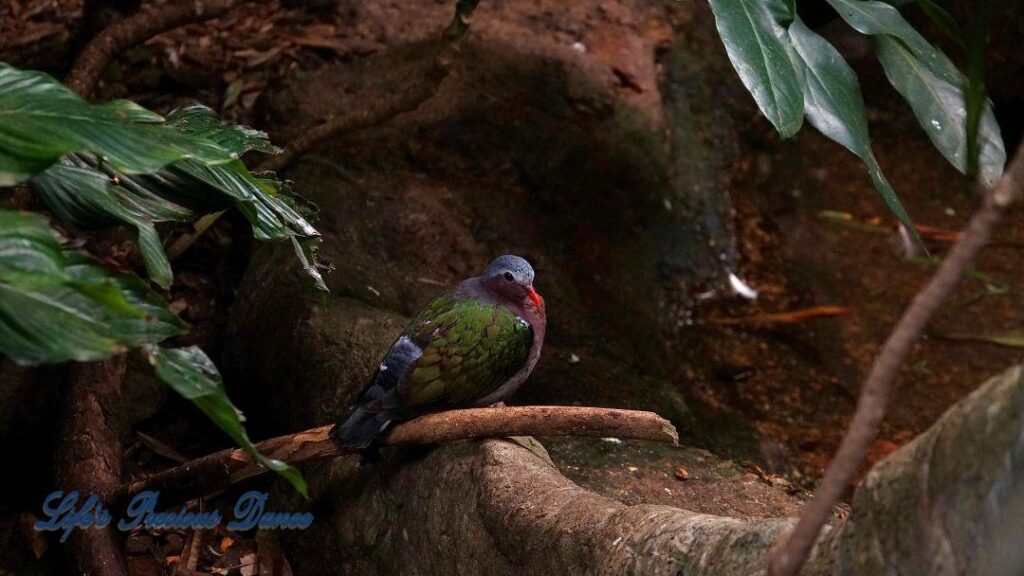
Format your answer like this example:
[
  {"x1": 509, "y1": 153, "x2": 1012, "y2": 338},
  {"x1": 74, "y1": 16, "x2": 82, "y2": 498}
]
[
  {"x1": 227, "y1": 0, "x2": 745, "y2": 435},
  {"x1": 221, "y1": 0, "x2": 779, "y2": 572}
]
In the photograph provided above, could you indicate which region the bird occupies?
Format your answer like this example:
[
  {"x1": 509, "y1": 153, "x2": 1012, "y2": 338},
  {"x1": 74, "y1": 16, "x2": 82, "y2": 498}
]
[{"x1": 330, "y1": 254, "x2": 547, "y2": 451}]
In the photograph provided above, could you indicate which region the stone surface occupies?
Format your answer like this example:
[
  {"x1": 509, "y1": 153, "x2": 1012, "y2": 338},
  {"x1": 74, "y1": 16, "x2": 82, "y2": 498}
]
[
  {"x1": 221, "y1": 1, "x2": 801, "y2": 573},
  {"x1": 228, "y1": 0, "x2": 746, "y2": 438}
]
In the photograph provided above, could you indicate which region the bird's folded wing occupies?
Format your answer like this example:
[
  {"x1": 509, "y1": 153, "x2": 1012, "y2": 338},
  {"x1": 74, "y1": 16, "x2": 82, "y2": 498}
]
[{"x1": 395, "y1": 295, "x2": 533, "y2": 408}]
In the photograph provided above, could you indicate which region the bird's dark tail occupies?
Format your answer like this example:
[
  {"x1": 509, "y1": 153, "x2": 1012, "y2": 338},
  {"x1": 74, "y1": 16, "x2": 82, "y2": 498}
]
[{"x1": 329, "y1": 407, "x2": 392, "y2": 450}]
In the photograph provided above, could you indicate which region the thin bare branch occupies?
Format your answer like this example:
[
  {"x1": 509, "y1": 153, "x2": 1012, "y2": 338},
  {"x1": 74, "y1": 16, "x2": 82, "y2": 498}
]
[
  {"x1": 104, "y1": 406, "x2": 678, "y2": 507},
  {"x1": 769, "y1": 146, "x2": 1024, "y2": 576}
]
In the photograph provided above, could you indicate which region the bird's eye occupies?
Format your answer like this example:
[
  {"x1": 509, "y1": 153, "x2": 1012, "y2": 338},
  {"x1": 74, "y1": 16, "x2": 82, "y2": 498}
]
[{"x1": 503, "y1": 271, "x2": 514, "y2": 282}]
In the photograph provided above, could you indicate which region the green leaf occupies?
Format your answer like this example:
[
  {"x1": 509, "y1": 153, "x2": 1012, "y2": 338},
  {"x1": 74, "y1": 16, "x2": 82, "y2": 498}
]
[
  {"x1": 873, "y1": 36, "x2": 1005, "y2": 186},
  {"x1": 26, "y1": 104, "x2": 320, "y2": 288},
  {"x1": 172, "y1": 159, "x2": 319, "y2": 241},
  {"x1": 0, "y1": 63, "x2": 233, "y2": 186},
  {"x1": 788, "y1": 17, "x2": 921, "y2": 247},
  {"x1": 824, "y1": 0, "x2": 1006, "y2": 186},
  {"x1": 31, "y1": 160, "x2": 194, "y2": 289},
  {"x1": 788, "y1": 18, "x2": 868, "y2": 155},
  {"x1": 145, "y1": 345, "x2": 308, "y2": 496},
  {"x1": 0, "y1": 209, "x2": 184, "y2": 365},
  {"x1": 165, "y1": 105, "x2": 280, "y2": 157},
  {"x1": 707, "y1": 0, "x2": 804, "y2": 137},
  {"x1": 825, "y1": 0, "x2": 947, "y2": 63},
  {"x1": 0, "y1": 210, "x2": 68, "y2": 282}
]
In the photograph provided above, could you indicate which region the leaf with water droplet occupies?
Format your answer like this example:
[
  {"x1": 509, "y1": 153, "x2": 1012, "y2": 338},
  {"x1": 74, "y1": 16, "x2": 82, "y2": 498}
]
[
  {"x1": 707, "y1": 0, "x2": 804, "y2": 138},
  {"x1": 787, "y1": 16, "x2": 923, "y2": 250},
  {"x1": 822, "y1": 0, "x2": 1006, "y2": 186}
]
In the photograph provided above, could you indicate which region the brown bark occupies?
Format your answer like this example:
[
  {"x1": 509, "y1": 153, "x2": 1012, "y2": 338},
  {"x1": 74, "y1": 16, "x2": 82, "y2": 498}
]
[
  {"x1": 106, "y1": 406, "x2": 677, "y2": 506},
  {"x1": 65, "y1": 0, "x2": 249, "y2": 97},
  {"x1": 55, "y1": 358, "x2": 129, "y2": 576},
  {"x1": 770, "y1": 145, "x2": 1024, "y2": 576}
]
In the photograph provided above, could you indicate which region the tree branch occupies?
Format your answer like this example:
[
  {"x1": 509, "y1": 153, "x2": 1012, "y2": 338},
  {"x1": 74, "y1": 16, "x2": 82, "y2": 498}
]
[
  {"x1": 65, "y1": 0, "x2": 249, "y2": 97},
  {"x1": 104, "y1": 406, "x2": 677, "y2": 507},
  {"x1": 769, "y1": 146, "x2": 1024, "y2": 576}
]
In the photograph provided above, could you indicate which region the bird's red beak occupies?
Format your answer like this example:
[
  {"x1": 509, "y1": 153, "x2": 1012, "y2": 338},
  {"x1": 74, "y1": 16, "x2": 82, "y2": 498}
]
[{"x1": 527, "y1": 287, "x2": 544, "y2": 307}]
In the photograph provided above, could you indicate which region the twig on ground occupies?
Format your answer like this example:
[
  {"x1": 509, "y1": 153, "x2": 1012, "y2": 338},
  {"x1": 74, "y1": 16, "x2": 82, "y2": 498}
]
[
  {"x1": 104, "y1": 406, "x2": 678, "y2": 507},
  {"x1": 65, "y1": 0, "x2": 250, "y2": 97},
  {"x1": 56, "y1": 358, "x2": 129, "y2": 576},
  {"x1": 708, "y1": 305, "x2": 850, "y2": 326},
  {"x1": 768, "y1": 146, "x2": 1024, "y2": 576}
]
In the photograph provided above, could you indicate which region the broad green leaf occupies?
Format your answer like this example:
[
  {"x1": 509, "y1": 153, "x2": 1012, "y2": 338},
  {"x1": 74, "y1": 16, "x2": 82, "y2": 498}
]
[
  {"x1": 145, "y1": 345, "x2": 308, "y2": 496},
  {"x1": 132, "y1": 155, "x2": 321, "y2": 286},
  {"x1": 0, "y1": 210, "x2": 68, "y2": 282},
  {"x1": 789, "y1": 19, "x2": 868, "y2": 155},
  {"x1": 25, "y1": 103, "x2": 320, "y2": 288},
  {"x1": 0, "y1": 63, "x2": 233, "y2": 186},
  {"x1": 166, "y1": 105, "x2": 280, "y2": 157},
  {"x1": 0, "y1": 209, "x2": 183, "y2": 365},
  {"x1": 824, "y1": 0, "x2": 1006, "y2": 186},
  {"x1": 825, "y1": 0, "x2": 949, "y2": 72},
  {"x1": 873, "y1": 36, "x2": 1005, "y2": 186},
  {"x1": 707, "y1": 0, "x2": 804, "y2": 137},
  {"x1": 32, "y1": 161, "x2": 194, "y2": 289},
  {"x1": 172, "y1": 159, "x2": 319, "y2": 241},
  {"x1": 788, "y1": 17, "x2": 921, "y2": 246}
]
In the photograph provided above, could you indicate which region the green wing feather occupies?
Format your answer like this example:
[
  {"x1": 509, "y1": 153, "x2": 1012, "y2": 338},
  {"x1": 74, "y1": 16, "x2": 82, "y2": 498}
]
[{"x1": 398, "y1": 292, "x2": 532, "y2": 408}]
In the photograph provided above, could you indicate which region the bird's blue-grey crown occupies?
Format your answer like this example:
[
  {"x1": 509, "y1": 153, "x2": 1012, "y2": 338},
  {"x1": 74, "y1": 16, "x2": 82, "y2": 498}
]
[{"x1": 483, "y1": 254, "x2": 535, "y2": 284}]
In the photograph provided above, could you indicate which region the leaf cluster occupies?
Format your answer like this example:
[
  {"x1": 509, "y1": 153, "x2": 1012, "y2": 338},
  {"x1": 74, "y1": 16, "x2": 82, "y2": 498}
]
[
  {"x1": 0, "y1": 63, "x2": 323, "y2": 495},
  {"x1": 707, "y1": 0, "x2": 1004, "y2": 245}
]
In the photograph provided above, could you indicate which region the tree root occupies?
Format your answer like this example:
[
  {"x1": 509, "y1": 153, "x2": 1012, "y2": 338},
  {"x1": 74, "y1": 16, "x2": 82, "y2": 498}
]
[
  {"x1": 55, "y1": 358, "x2": 129, "y2": 576},
  {"x1": 65, "y1": 0, "x2": 249, "y2": 97},
  {"x1": 282, "y1": 364, "x2": 1024, "y2": 575}
]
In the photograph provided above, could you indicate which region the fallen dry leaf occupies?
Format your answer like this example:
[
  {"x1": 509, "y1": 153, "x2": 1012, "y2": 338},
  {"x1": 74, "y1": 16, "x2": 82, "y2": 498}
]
[
  {"x1": 220, "y1": 536, "x2": 235, "y2": 553},
  {"x1": 709, "y1": 305, "x2": 851, "y2": 326}
]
